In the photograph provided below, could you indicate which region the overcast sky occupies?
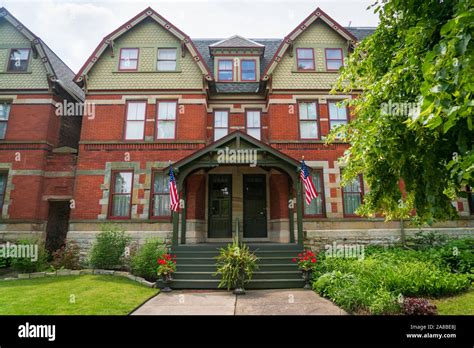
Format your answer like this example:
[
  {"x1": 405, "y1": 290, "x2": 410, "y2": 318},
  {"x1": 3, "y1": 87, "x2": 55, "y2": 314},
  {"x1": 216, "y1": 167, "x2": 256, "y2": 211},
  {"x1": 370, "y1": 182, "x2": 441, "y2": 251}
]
[{"x1": 0, "y1": 0, "x2": 380, "y2": 73}]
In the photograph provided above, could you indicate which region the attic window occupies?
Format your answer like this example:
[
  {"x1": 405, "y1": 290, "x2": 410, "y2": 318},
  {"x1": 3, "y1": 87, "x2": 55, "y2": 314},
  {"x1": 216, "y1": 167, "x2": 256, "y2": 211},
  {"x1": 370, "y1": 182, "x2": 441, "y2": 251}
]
[
  {"x1": 325, "y1": 48, "x2": 343, "y2": 71},
  {"x1": 7, "y1": 48, "x2": 30, "y2": 72},
  {"x1": 218, "y1": 60, "x2": 233, "y2": 81},
  {"x1": 241, "y1": 60, "x2": 256, "y2": 81},
  {"x1": 296, "y1": 48, "x2": 314, "y2": 71},
  {"x1": 119, "y1": 48, "x2": 139, "y2": 71},
  {"x1": 157, "y1": 48, "x2": 177, "y2": 71}
]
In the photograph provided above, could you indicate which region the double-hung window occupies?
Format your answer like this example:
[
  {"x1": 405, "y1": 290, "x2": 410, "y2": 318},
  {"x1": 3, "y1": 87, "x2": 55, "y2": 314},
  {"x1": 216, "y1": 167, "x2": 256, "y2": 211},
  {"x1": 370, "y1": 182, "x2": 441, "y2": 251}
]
[
  {"x1": 0, "y1": 172, "x2": 7, "y2": 211},
  {"x1": 7, "y1": 48, "x2": 30, "y2": 72},
  {"x1": 151, "y1": 172, "x2": 171, "y2": 218},
  {"x1": 296, "y1": 48, "x2": 315, "y2": 71},
  {"x1": 109, "y1": 171, "x2": 133, "y2": 218},
  {"x1": 304, "y1": 170, "x2": 325, "y2": 216},
  {"x1": 325, "y1": 48, "x2": 343, "y2": 71},
  {"x1": 218, "y1": 60, "x2": 233, "y2": 81},
  {"x1": 214, "y1": 110, "x2": 228, "y2": 140},
  {"x1": 246, "y1": 110, "x2": 261, "y2": 140},
  {"x1": 342, "y1": 173, "x2": 364, "y2": 216},
  {"x1": 119, "y1": 48, "x2": 139, "y2": 71},
  {"x1": 241, "y1": 60, "x2": 256, "y2": 81},
  {"x1": 125, "y1": 101, "x2": 146, "y2": 140},
  {"x1": 157, "y1": 101, "x2": 177, "y2": 139},
  {"x1": 298, "y1": 102, "x2": 318, "y2": 139},
  {"x1": 157, "y1": 48, "x2": 177, "y2": 71},
  {"x1": 0, "y1": 103, "x2": 11, "y2": 139},
  {"x1": 328, "y1": 101, "x2": 348, "y2": 130}
]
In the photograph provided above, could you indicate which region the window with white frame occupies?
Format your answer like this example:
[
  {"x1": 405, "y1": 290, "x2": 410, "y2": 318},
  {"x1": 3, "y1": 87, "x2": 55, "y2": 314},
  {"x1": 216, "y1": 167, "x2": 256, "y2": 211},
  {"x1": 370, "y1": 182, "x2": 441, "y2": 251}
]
[
  {"x1": 246, "y1": 110, "x2": 261, "y2": 140},
  {"x1": 214, "y1": 110, "x2": 228, "y2": 140},
  {"x1": 157, "y1": 48, "x2": 177, "y2": 71},
  {"x1": 125, "y1": 101, "x2": 146, "y2": 140},
  {"x1": 157, "y1": 101, "x2": 177, "y2": 139}
]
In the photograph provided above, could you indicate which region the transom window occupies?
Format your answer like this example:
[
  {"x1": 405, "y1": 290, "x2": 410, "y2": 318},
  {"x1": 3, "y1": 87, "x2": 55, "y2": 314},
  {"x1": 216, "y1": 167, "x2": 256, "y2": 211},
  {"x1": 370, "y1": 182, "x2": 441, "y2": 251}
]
[
  {"x1": 298, "y1": 102, "x2": 318, "y2": 139},
  {"x1": 214, "y1": 110, "x2": 228, "y2": 140},
  {"x1": 7, "y1": 48, "x2": 30, "y2": 72},
  {"x1": 151, "y1": 172, "x2": 171, "y2": 218},
  {"x1": 157, "y1": 48, "x2": 177, "y2": 71},
  {"x1": 342, "y1": 173, "x2": 364, "y2": 216},
  {"x1": 218, "y1": 60, "x2": 233, "y2": 81},
  {"x1": 157, "y1": 101, "x2": 177, "y2": 139},
  {"x1": 119, "y1": 48, "x2": 139, "y2": 70},
  {"x1": 328, "y1": 101, "x2": 348, "y2": 130},
  {"x1": 0, "y1": 103, "x2": 11, "y2": 140},
  {"x1": 246, "y1": 110, "x2": 261, "y2": 140},
  {"x1": 304, "y1": 170, "x2": 325, "y2": 216},
  {"x1": 125, "y1": 101, "x2": 146, "y2": 140},
  {"x1": 109, "y1": 171, "x2": 133, "y2": 218},
  {"x1": 241, "y1": 60, "x2": 256, "y2": 81},
  {"x1": 296, "y1": 48, "x2": 315, "y2": 71},
  {"x1": 325, "y1": 48, "x2": 343, "y2": 71},
  {"x1": 0, "y1": 172, "x2": 7, "y2": 211}
]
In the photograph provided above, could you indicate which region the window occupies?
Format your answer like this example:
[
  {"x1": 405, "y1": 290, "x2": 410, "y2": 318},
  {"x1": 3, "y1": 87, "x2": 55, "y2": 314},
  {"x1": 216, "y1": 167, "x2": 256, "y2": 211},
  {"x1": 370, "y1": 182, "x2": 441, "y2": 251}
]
[
  {"x1": 7, "y1": 49, "x2": 30, "y2": 72},
  {"x1": 125, "y1": 101, "x2": 146, "y2": 140},
  {"x1": 151, "y1": 172, "x2": 171, "y2": 218},
  {"x1": 109, "y1": 171, "x2": 133, "y2": 218},
  {"x1": 214, "y1": 110, "x2": 228, "y2": 140},
  {"x1": 304, "y1": 170, "x2": 325, "y2": 216},
  {"x1": 325, "y1": 48, "x2": 343, "y2": 71},
  {"x1": 241, "y1": 60, "x2": 256, "y2": 81},
  {"x1": 298, "y1": 102, "x2": 318, "y2": 139},
  {"x1": 157, "y1": 48, "x2": 177, "y2": 71},
  {"x1": 119, "y1": 48, "x2": 139, "y2": 70},
  {"x1": 157, "y1": 101, "x2": 177, "y2": 139},
  {"x1": 296, "y1": 48, "x2": 315, "y2": 71},
  {"x1": 0, "y1": 172, "x2": 7, "y2": 211},
  {"x1": 342, "y1": 173, "x2": 364, "y2": 216},
  {"x1": 246, "y1": 110, "x2": 261, "y2": 140},
  {"x1": 0, "y1": 103, "x2": 11, "y2": 139},
  {"x1": 328, "y1": 101, "x2": 348, "y2": 130},
  {"x1": 218, "y1": 60, "x2": 233, "y2": 81}
]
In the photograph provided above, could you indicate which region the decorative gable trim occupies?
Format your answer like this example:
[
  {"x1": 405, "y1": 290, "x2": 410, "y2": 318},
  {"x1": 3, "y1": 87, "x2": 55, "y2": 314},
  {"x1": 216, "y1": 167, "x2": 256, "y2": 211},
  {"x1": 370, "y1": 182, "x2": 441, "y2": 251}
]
[
  {"x1": 74, "y1": 7, "x2": 213, "y2": 85},
  {"x1": 262, "y1": 7, "x2": 358, "y2": 80}
]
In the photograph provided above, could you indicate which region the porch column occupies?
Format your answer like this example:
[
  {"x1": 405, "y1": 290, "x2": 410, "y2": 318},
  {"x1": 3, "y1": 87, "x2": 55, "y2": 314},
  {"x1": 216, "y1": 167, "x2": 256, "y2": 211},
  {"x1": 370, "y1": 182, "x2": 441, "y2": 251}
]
[
  {"x1": 180, "y1": 179, "x2": 187, "y2": 245},
  {"x1": 295, "y1": 179, "x2": 304, "y2": 246},
  {"x1": 288, "y1": 176, "x2": 295, "y2": 243}
]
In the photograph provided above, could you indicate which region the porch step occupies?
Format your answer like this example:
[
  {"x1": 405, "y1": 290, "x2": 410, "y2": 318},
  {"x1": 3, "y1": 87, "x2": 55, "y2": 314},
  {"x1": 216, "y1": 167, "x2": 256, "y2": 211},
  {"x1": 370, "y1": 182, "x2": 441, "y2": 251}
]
[
  {"x1": 173, "y1": 271, "x2": 303, "y2": 281},
  {"x1": 164, "y1": 243, "x2": 306, "y2": 290},
  {"x1": 159, "y1": 279, "x2": 305, "y2": 290}
]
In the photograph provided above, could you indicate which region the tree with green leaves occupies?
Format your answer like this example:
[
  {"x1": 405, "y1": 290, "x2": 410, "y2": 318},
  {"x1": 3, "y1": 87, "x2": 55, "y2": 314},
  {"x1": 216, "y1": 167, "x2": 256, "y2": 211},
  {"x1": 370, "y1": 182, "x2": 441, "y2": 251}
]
[{"x1": 329, "y1": 0, "x2": 473, "y2": 224}]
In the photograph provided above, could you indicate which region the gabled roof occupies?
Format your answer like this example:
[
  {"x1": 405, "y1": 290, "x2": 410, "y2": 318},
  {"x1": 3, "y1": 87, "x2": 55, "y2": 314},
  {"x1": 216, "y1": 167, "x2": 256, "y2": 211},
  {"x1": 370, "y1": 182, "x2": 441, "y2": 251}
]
[
  {"x1": 0, "y1": 7, "x2": 84, "y2": 101},
  {"x1": 209, "y1": 35, "x2": 265, "y2": 48},
  {"x1": 74, "y1": 7, "x2": 213, "y2": 85},
  {"x1": 262, "y1": 7, "x2": 359, "y2": 80}
]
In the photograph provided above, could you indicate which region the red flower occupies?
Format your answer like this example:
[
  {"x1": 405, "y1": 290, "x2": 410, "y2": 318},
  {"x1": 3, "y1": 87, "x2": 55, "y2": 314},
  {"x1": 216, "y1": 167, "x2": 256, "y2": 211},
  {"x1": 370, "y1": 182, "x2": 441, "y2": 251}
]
[
  {"x1": 311, "y1": 258, "x2": 316, "y2": 263},
  {"x1": 298, "y1": 253, "x2": 302, "y2": 257},
  {"x1": 292, "y1": 258, "x2": 296, "y2": 262}
]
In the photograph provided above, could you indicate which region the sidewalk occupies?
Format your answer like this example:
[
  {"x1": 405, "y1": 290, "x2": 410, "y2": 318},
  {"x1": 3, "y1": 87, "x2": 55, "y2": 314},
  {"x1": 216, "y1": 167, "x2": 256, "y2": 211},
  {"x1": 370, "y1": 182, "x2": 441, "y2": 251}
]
[{"x1": 131, "y1": 289, "x2": 347, "y2": 315}]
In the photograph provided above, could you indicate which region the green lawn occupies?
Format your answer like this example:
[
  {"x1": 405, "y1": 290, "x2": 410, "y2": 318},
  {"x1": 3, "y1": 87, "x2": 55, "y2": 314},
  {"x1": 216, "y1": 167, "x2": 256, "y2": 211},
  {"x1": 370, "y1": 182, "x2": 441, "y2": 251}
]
[
  {"x1": 0, "y1": 275, "x2": 158, "y2": 315},
  {"x1": 433, "y1": 288, "x2": 474, "y2": 315}
]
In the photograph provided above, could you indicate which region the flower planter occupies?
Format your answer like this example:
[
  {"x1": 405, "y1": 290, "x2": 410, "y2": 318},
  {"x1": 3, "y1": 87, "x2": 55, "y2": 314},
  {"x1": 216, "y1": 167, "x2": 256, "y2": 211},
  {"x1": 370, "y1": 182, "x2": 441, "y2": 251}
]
[
  {"x1": 160, "y1": 274, "x2": 173, "y2": 292},
  {"x1": 302, "y1": 269, "x2": 313, "y2": 290}
]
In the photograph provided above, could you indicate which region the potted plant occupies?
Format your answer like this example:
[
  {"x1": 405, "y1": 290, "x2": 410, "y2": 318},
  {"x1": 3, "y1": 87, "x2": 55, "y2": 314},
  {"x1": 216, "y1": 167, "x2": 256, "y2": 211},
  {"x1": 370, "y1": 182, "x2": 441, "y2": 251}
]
[
  {"x1": 214, "y1": 238, "x2": 258, "y2": 294},
  {"x1": 156, "y1": 253, "x2": 176, "y2": 292},
  {"x1": 293, "y1": 249, "x2": 317, "y2": 289}
]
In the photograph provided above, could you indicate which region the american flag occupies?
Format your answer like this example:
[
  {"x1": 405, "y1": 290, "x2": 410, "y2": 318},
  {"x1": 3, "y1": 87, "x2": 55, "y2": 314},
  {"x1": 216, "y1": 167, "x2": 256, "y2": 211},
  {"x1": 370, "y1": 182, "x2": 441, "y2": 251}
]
[
  {"x1": 169, "y1": 165, "x2": 179, "y2": 212},
  {"x1": 300, "y1": 160, "x2": 318, "y2": 205}
]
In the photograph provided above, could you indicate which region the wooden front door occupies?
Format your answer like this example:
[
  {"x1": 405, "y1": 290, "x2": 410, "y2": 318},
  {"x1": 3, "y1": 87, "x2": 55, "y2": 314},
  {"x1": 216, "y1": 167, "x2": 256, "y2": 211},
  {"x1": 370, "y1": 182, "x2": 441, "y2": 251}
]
[
  {"x1": 208, "y1": 175, "x2": 232, "y2": 238},
  {"x1": 243, "y1": 175, "x2": 267, "y2": 238}
]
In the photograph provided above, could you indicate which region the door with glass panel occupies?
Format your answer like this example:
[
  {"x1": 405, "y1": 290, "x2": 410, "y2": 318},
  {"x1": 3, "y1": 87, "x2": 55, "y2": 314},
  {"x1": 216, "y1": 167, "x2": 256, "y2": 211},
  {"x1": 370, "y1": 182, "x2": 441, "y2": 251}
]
[{"x1": 208, "y1": 175, "x2": 232, "y2": 238}]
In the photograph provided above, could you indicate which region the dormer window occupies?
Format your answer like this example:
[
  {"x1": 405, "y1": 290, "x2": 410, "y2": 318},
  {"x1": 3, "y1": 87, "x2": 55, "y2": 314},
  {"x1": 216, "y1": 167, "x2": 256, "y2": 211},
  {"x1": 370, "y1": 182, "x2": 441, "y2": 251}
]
[
  {"x1": 241, "y1": 60, "x2": 256, "y2": 81},
  {"x1": 218, "y1": 60, "x2": 233, "y2": 81},
  {"x1": 7, "y1": 48, "x2": 30, "y2": 72},
  {"x1": 296, "y1": 48, "x2": 315, "y2": 71},
  {"x1": 119, "y1": 48, "x2": 139, "y2": 71},
  {"x1": 157, "y1": 48, "x2": 177, "y2": 71}
]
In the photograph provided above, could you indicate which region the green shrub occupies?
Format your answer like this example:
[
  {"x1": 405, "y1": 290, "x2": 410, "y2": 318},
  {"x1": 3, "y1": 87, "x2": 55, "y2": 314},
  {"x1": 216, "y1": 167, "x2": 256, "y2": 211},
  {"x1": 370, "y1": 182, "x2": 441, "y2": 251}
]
[
  {"x1": 130, "y1": 238, "x2": 166, "y2": 281},
  {"x1": 51, "y1": 241, "x2": 81, "y2": 270},
  {"x1": 312, "y1": 245, "x2": 471, "y2": 314},
  {"x1": 10, "y1": 240, "x2": 49, "y2": 273},
  {"x1": 89, "y1": 224, "x2": 131, "y2": 270}
]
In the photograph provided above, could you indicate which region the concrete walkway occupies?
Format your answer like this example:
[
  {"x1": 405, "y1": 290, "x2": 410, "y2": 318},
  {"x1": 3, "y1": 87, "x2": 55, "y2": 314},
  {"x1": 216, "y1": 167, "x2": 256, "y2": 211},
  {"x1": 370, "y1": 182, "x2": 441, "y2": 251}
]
[{"x1": 131, "y1": 289, "x2": 346, "y2": 315}]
